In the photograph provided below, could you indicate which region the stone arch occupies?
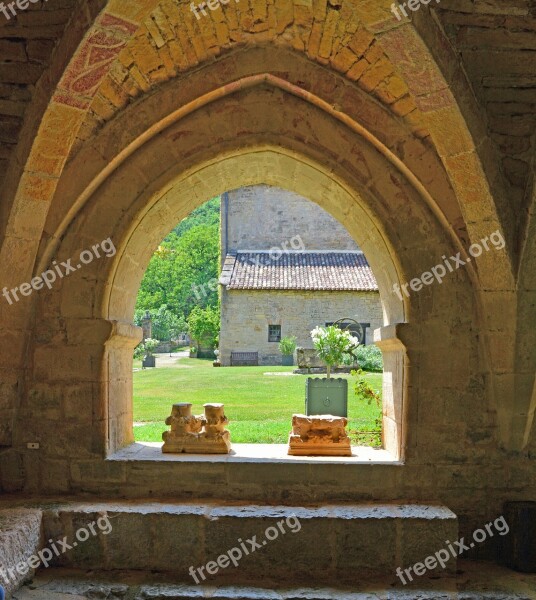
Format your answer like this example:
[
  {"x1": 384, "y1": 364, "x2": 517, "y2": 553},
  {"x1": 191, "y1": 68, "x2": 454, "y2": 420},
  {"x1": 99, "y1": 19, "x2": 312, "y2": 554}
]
[
  {"x1": 23, "y1": 73, "x2": 481, "y2": 469},
  {"x1": 0, "y1": 0, "x2": 519, "y2": 485},
  {"x1": 1, "y1": 1, "x2": 515, "y2": 316},
  {"x1": 513, "y1": 177, "x2": 536, "y2": 451}
]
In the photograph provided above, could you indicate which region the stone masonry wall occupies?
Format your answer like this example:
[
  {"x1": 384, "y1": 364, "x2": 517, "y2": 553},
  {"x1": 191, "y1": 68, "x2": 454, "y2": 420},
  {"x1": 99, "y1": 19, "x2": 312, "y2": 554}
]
[
  {"x1": 220, "y1": 289, "x2": 382, "y2": 366},
  {"x1": 222, "y1": 185, "x2": 361, "y2": 254},
  {"x1": 0, "y1": 2, "x2": 534, "y2": 560}
]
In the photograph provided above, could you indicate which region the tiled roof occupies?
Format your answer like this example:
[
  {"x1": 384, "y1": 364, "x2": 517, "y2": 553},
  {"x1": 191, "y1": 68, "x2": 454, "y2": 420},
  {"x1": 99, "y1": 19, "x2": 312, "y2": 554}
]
[{"x1": 220, "y1": 252, "x2": 378, "y2": 291}]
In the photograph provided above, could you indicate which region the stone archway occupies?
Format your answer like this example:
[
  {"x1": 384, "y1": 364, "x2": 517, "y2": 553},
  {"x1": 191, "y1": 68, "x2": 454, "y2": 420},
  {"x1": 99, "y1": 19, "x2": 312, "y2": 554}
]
[
  {"x1": 1, "y1": 1, "x2": 525, "y2": 505},
  {"x1": 21, "y1": 70, "x2": 477, "y2": 481}
]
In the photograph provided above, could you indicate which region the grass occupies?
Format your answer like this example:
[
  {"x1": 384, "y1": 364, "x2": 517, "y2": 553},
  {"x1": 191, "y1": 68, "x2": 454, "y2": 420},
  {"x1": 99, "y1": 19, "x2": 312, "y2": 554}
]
[{"x1": 133, "y1": 357, "x2": 383, "y2": 445}]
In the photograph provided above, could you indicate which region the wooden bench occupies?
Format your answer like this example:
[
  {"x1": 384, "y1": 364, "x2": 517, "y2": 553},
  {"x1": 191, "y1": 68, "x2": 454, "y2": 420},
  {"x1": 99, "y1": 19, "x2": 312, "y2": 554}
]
[{"x1": 231, "y1": 351, "x2": 259, "y2": 366}]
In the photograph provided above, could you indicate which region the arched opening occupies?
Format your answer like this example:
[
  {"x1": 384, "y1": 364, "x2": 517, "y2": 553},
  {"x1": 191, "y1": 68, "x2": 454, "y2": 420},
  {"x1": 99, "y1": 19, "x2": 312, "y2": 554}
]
[
  {"x1": 21, "y1": 59, "x2": 480, "y2": 496},
  {"x1": 131, "y1": 184, "x2": 389, "y2": 449},
  {"x1": 99, "y1": 149, "x2": 408, "y2": 460}
]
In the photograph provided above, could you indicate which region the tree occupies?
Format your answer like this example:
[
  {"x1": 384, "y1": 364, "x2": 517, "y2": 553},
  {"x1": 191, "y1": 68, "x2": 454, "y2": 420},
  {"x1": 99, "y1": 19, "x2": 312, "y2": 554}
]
[
  {"x1": 135, "y1": 306, "x2": 187, "y2": 342},
  {"x1": 135, "y1": 222, "x2": 220, "y2": 319},
  {"x1": 187, "y1": 305, "x2": 220, "y2": 348},
  {"x1": 172, "y1": 196, "x2": 220, "y2": 237},
  {"x1": 134, "y1": 197, "x2": 221, "y2": 346}
]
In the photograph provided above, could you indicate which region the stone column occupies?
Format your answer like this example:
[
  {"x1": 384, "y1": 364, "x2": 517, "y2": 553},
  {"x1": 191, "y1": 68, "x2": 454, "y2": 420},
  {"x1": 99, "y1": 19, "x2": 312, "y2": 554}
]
[
  {"x1": 141, "y1": 310, "x2": 152, "y2": 341},
  {"x1": 374, "y1": 324, "x2": 408, "y2": 461}
]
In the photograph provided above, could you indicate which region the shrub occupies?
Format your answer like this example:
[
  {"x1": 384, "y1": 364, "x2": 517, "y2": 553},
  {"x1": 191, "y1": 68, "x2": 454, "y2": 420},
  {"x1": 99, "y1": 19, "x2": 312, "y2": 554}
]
[
  {"x1": 278, "y1": 336, "x2": 297, "y2": 356},
  {"x1": 134, "y1": 306, "x2": 187, "y2": 342},
  {"x1": 354, "y1": 344, "x2": 383, "y2": 372},
  {"x1": 352, "y1": 368, "x2": 382, "y2": 407},
  {"x1": 188, "y1": 305, "x2": 220, "y2": 348},
  {"x1": 311, "y1": 325, "x2": 359, "y2": 378},
  {"x1": 133, "y1": 338, "x2": 159, "y2": 359}
]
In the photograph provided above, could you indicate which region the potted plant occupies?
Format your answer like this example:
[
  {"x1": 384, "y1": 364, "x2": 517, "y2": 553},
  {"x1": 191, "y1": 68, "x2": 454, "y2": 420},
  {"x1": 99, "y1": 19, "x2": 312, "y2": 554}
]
[
  {"x1": 139, "y1": 338, "x2": 159, "y2": 368},
  {"x1": 189, "y1": 346, "x2": 198, "y2": 358},
  {"x1": 306, "y1": 326, "x2": 359, "y2": 417},
  {"x1": 279, "y1": 336, "x2": 297, "y2": 366},
  {"x1": 213, "y1": 347, "x2": 221, "y2": 367}
]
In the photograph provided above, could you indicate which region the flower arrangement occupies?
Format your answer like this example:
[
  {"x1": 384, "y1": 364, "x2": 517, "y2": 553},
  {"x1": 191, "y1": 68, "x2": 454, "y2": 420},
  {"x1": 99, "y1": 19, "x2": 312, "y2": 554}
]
[{"x1": 310, "y1": 326, "x2": 359, "y2": 378}]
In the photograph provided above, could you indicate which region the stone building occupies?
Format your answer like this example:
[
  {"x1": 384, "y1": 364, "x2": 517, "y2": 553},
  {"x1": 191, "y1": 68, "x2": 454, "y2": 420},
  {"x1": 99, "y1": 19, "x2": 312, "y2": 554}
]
[
  {"x1": 0, "y1": 1, "x2": 536, "y2": 597},
  {"x1": 219, "y1": 185, "x2": 382, "y2": 365}
]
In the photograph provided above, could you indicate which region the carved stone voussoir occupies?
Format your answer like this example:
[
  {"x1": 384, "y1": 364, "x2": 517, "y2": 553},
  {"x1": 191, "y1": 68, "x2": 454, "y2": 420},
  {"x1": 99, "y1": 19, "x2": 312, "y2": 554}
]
[{"x1": 288, "y1": 413, "x2": 352, "y2": 456}]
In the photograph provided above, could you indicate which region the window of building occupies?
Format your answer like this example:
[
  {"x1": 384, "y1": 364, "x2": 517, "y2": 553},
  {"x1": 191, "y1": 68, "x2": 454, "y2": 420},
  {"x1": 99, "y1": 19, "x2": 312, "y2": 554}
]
[{"x1": 268, "y1": 324, "x2": 281, "y2": 342}]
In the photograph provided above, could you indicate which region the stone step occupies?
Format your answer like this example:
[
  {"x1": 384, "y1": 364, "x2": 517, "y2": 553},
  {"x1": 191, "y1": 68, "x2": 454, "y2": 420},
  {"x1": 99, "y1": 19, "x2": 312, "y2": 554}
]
[
  {"x1": 12, "y1": 583, "x2": 451, "y2": 600},
  {"x1": 36, "y1": 501, "x2": 457, "y2": 586},
  {"x1": 11, "y1": 564, "x2": 536, "y2": 600}
]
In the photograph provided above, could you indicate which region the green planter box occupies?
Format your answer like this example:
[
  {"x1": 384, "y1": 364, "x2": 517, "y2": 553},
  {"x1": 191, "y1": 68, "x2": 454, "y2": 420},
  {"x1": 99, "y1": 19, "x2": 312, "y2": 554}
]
[
  {"x1": 305, "y1": 378, "x2": 348, "y2": 417},
  {"x1": 282, "y1": 355, "x2": 294, "y2": 366}
]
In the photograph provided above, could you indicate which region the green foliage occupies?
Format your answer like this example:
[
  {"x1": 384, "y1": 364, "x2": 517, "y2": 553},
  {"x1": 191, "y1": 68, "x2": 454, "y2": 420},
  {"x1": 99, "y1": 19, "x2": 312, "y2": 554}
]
[
  {"x1": 354, "y1": 344, "x2": 384, "y2": 372},
  {"x1": 135, "y1": 223, "x2": 220, "y2": 318},
  {"x1": 311, "y1": 325, "x2": 359, "y2": 378},
  {"x1": 351, "y1": 368, "x2": 382, "y2": 442},
  {"x1": 134, "y1": 338, "x2": 160, "y2": 359},
  {"x1": 278, "y1": 336, "x2": 297, "y2": 356},
  {"x1": 352, "y1": 368, "x2": 382, "y2": 407},
  {"x1": 187, "y1": 305, "x2": 220, "y2": 347},
  {"x1": 134, "y1": 306, "x2": 187, "y2": 342},
  {"x1": 172, "y1": 197, "x2": 220, "y2": 237},
  {"x1": 135, "y1": 197, "x2": 221, "y2": 324}
]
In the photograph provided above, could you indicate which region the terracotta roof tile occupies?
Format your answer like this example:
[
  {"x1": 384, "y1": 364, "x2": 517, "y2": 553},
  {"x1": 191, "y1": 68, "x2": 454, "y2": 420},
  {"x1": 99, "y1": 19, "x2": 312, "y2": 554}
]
[{"x1": 222, "y1": 252, "x2": 378, "y2": 291}]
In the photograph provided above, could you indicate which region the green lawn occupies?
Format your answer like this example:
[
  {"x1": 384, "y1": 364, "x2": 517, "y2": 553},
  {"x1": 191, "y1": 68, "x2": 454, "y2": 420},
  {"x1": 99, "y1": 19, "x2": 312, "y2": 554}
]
[{"x1": 133, "y1": 358, "x2": 383, "y2": 445}]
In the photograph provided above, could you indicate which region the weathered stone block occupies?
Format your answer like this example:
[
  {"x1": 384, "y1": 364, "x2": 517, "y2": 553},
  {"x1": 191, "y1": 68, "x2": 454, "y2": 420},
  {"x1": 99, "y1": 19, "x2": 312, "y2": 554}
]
[
  {"x1": 288, "y1": 414, "x2": 352, "y2": 456},
  {"x1": 0, "y1": 508, "x2": 42, "y2": 595}
]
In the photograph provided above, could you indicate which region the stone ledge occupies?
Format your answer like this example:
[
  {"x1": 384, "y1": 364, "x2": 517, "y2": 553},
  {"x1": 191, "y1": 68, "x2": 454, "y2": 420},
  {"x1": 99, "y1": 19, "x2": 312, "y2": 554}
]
[
  {"x1": 107, "y1": 442, "x2": 400, "y2": 464},
  {"x1": 32, "y1": 501, "x2": 457, "y2": 584}
]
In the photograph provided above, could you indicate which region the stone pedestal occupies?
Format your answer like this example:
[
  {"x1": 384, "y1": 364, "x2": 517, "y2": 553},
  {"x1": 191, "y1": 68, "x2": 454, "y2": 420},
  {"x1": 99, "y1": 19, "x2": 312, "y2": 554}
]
[
  {"x1": 162, "y1": 403, "x2": 231, "y2": 454},
  {"x1": 288, "y1": 414, "x2": 352, "y2": 456}
]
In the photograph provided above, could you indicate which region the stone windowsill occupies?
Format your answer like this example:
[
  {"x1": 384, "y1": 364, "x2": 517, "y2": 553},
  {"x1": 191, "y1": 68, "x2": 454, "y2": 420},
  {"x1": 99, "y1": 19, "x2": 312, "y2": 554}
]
[{"x1": 108, "y1": 442, "x2": 401, "y2": 464}]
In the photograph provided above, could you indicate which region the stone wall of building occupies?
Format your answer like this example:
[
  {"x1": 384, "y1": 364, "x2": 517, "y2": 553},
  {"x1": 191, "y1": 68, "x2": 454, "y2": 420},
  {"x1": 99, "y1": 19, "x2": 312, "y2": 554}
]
[
  {"x1": 1, "y1": 3, "x2": 535, "y2": 568},
  {"x1": 220, "y1": 289, "x2": 382, "y2": 366},
  {"x1": 221, "y1": 185, "x2": 360, "y2": 255}
]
